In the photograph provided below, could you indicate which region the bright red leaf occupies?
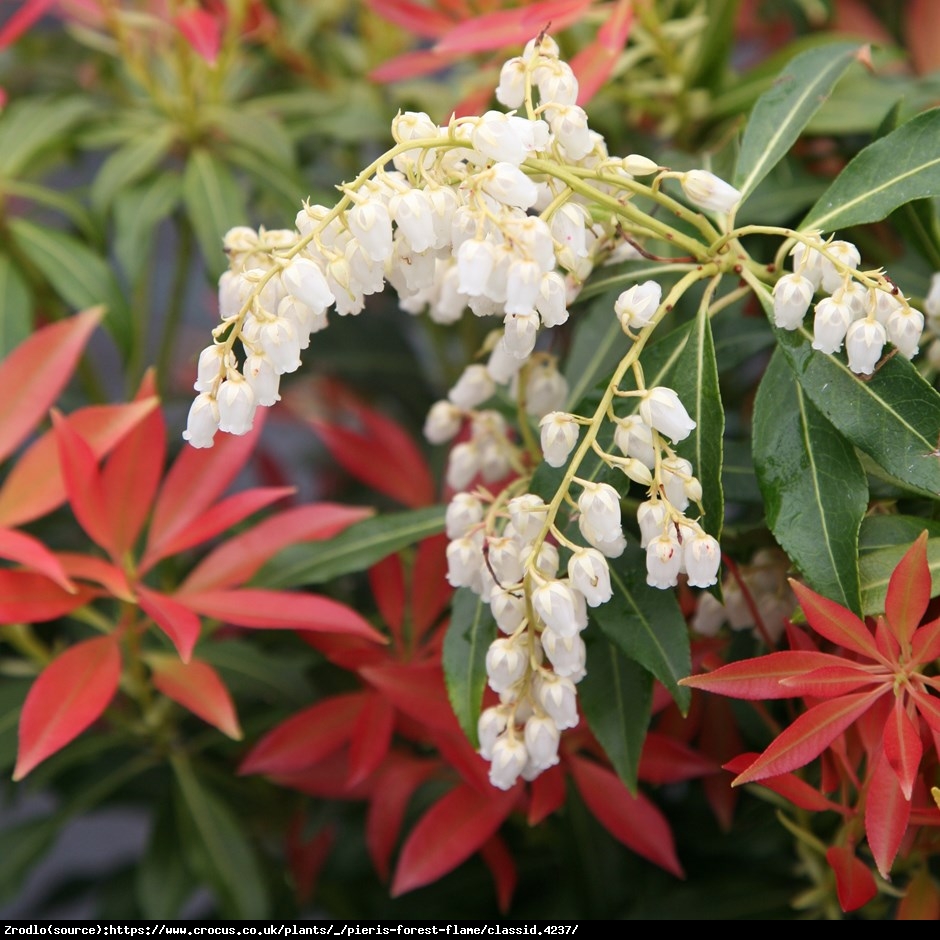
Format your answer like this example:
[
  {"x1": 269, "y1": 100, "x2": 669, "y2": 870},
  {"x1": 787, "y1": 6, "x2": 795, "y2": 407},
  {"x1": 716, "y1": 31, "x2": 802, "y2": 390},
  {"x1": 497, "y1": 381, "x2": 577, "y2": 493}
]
[
  {"x1": 480, "y1": 835, "x2": 517, "y2": 914},
  {"x1": 866, "y1": 749, "x2": 912, "y2": 878},
  {"x1": 174, "y1": 8, "x2": 222, "y2": 65},
  {"x1": 884, "y1": 698, "x2": 923, "y2": 801},
  {"x1": 0, "y1": 569, "x2": 93, "y2": 622},
  {"x1": 825, "y1": 846, "x2": 877, "y2": 912},
  {"x1": 148, "y1": 653, "x2": 241, "y2": 739},
  {"x1": 885, "y1": 530, "x2": 929, "y2": 648},
  {"x1": 347, "y1": 692, "x2": 396, "y2": 788},
  {"x1": 137, "y1": 586, "x2": 202, "y2": 663},
  {"x1": 0, "y1": 526, "x2": 73, "y2": 591}
]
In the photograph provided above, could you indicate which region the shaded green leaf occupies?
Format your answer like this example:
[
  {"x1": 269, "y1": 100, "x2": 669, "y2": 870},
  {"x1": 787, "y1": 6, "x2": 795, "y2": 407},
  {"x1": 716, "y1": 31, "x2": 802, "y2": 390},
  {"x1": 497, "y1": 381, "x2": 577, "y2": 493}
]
[
  {"x1": 802, "y1": 108, "x2": 940, "y2": 231},
  {"x1": 196, "y1": 638, "x2": 312, "y2": 706},
  {"x1": 860, "y1": 538, "x2": 940, "y2": 617},
  {"x1": 0, "y1": 816, "x2": 61, "y2": 905},
  {"x1": 722, "y1": 439, "x2": 762, "y2": 505},
  {"x1": 91, "y1": 125, "x2": 177, "y2": 212},
  {"x1": 442, "y1": 587, "x2": 495, "y2": 746},
  {"x1": 0, "y1": 678, "x2": 29, "y2": 774},
  {"x1": 221, "y1": 143, "x2": 316, "y2": 216},
  {"x1": 206, "y1": 105, "x2": 296, "y2": 170},
  {"x1": 580, "y1": 635, "x2": 652, "y2": 794},
  {"x1": 754, "y1": 349, "x2": 866, "y2": 613},
  {"x1": 3, "y1": 179, "x2": 96, "y2": 237},
  {"x1": 735, "y1": 42, "x2": 862, "y2": 202},
  {"x1": 114, "y1": 172, "x2": 182, "y2": 284},
  {"x1": 859, "y1": 514, "x2": 940, "y2": 553},
  {"x1": 0, "y1": 254, "x2": 33, "y2": 358},
  {"x1": 0, "y1": 97, "x2": 95, "y2": 177},
  {"x1": 137, "y1": 798, "x2": 193, "y2": 919}
]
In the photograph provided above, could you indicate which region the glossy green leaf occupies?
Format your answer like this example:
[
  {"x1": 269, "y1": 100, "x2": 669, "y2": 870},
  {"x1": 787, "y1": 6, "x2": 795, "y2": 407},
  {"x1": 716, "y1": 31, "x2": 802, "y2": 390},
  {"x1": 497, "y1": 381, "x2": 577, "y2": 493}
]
[
  {"x1": 734, "y1": 42, "x2": 862, "y2": 202},
  {"x1": 91, "y1": 125, "x2": 177, "y2": 212},
  {"x1": 721, "y1": 439, "x2": 762, "y2": 505},
  {"x1": 802, "y1": 108, "x2": 940, "y2": 231},
  {"x1": 182, "y1": 149, "x2": 247, "y2": 279},
  {"x1": 442, "y1": 587, "x2": 495, "y2": 746},
  {"x1": 754, "y1": 281, "x2": 940, "y2": 498},
  {"x1": 0, "y1": 254, "x2": 33, "y2": 358},
  {"x1": 580, "y1": 635, "x2": 652, "y2": 794},
  {"x1": 7, "y1": 218, "x2": 131, "y2": 353},
  {"x1": 171, "y1": 756, "x2": 269, "y2": 919},
  {"x1": 591, "y1": 541, "x2": 691, "y2": 712},
  {"x1": 860, "y1": 538, "x2": 940, "y2": 617},
  {"x1": 859, "y1": 514, "x2": 940, "y2": 552},
  {"x1": 114, "y1": 172, "x2": 183, "y2": 284},
  {"x1": 754, "y1": 349, "x2": 867, "y2": 613},
  {"x1": 0, "y1": 97, "x2": 95, "y2": 177},
  {"x1": 262, "y1": 505, "x2": 446, "y2": 588}
]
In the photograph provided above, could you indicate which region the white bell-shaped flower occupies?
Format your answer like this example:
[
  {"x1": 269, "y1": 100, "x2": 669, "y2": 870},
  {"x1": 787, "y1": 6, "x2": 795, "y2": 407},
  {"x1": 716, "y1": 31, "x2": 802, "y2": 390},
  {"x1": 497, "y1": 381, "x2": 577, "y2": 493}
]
[
  {"x1": 446, "y1": 532, "x2": 484, "y2": 590},
  {"x1": 539, "y1": 412, "x2": 579, "y2": 467},
  {"x1": 508, "y1": 494, "x2": 549, "y2": 543},
  {"x1": 646, "y1": 531, "x2": 683, "y2": 589},
  {"x1": 496, "y1": 57, "x2": 526, "y2": 108},
  {"x1": 539, "y1": 628, "x2": 586, "y2": 679},
  {"x1": 194, "y1": 344, "x2": 231, "y2": 392},
  {"x1": 684, "y1": 529, "x2": 722, "y2": 588},
  {"x1": 524, "y1": 361, "x2": 568, "y2": 418},
  {"x1": 392, "y1": 188, "x2": 436, "y2": 253},
  {"x1": 243, "y1": 353, "x2": 281, "y2": 407},
  {"x1": 613, "y1": 414, "x2": 657, "y2": 469},
  {"x1": 536, "y1": 272, "x2": 569, "y2": 328},
  {"x1": 886, "y1": 304, "x2": 924, "y2": 359},
  {"x1": 637, "y1": 499, "x2": 667, "y2": 548},
  {"x1": 772, "y1": 273, "x2": 814, "y2": 330},
  {"x1": 577, "y1": 481, "x2": 622, "y2": 543},
  {"x1": 820, "y1": 240, "x2": 861, "y2": 293},
  {"x1": 281, "y1": 257, "x2": 334, "y2": 312},
  {"x1": 534, "y1": 60, "x2": 578, "y2": 106},
  {"x1": 845, "y1": 318, "x2": 887, "y2": 375},
  {"x1": 532, "y1": 578, "x2": 586, "y2": 638},
  {"x1": 524, "y1": 714, "x2": 560, "y2": 772},
  {"x1": 661, "y1": 456, "x2": 694, "y2": 511},
  {"x1": 446, "y1": 441, "x2": 482, "y2": 490},
  {"x1": 505, "y1": 259, "x2": 543, "y2": 316},
  {"x1": 487, "y1": 337, "x2": 524, "y2": 384},
  {"x1": 490, "y1": 585, "x2": 527, "y2": 634},
  {"x1": 789, "y1": 237, "x2": 825, "y2": 290},
  {"x1": 535, "y1": 673, "x2": 579, "y2": 730},
  {"x1": 488, "y1": 733, "x2": 528, "y2": 790},
  {"x1": 347, "y1": 201, "x2": 393, "y2": 263},
  {"x1": 445, "y1": 493, "x2": 483, "y2": 539},
  {"x1": 182, "y1": 393, "x2": 220, "y2": 449},
  {"x1": 479, "y1": 162, "x2": 538, "y2": 210},
  {"x1": 679, "y1": 170, "x2": 741, "y2": 214},
  {"x1": 216, "y1": 376, "x2": 256, "y2": 435},
  {"x1": 546, "y1": 104, "x2": 593, "y2": 159},
  {"x1": 449, "y1": 364, "x2": 496, "y2": 409},
  {"x1": 478, "y1": 707, "x2": 508, "y2": 760},
  {"x1": 812, "y1": 296, "x2": 852, "y2": 354},
  {"x1": 457, "y1": 239, "x2": 496, "y2": 297},
  {"x1": 424, "y1": 401, "x2": 462, "y2": 444},
  {"x1": 485, "y1": 636, "x2": 528, "y2": 693},
  {"x1": 615, "y1": 281, "x2": 662, "y2": 332},
  {"x1": 639, "y1": 386, "x2": 696, "y2": 443},
  {"x1": 567, "y1": 548, "x2": 613, "y2": 607}
]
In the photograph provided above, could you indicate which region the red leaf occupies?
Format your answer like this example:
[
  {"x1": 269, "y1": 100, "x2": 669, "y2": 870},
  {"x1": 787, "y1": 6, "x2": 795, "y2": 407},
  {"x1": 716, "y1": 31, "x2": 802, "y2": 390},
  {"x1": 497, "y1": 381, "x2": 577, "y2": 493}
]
[
  {"x1": 568, "y1": 754, "x2": 683, "y2": 877},
  {"x1": 825, "y1": 846, "x2": 877, "y2": 912},
  {"x1": 898, "y1": 866, "x2": 940, "y2": 920},
  {"x1": 56, "y1": 552, "x2": 133, "y2": 601},
  {"x1": 239, "y1": 692, "x2": 368, "y2": 776},
  {"x1": 884, "y1": 698, "x2": 923, "y2": 801},
  {"x1": 0, "y1": 399, "x2": 158, "y2": 528},
  {"x1": 177, "y1": 588, "x2": 386, "y2": 644},
  {"x1": 0, "y1": 569, "x2": 93, "y2": 622},
  {"x1": 177, "y1": 503, "x2": 371, "y2": 592},
  {"x1": 360, "y1": 662, "x2": 460, "y2": 733},
  {"x1": 365, "y1": 0, "x2": 455, "y2": 38},
  {"x1": 570, "y1": 0, "x2": 633, "y2": 104},
  {"x1": 679, "y1": 650, "x2": 849, "y2": 699},
  {"x1": 411, "y1": 534, "x2": 451, "y2": 641},
  {"x1": 911, "y1": 616, "x2": 940, "y2": 666},
  {"x1": 911, "y1": 686, "x2": 940, "y2": 735},
  {"x1": 638, "y1": 732, "x2": 718, "y2": 783},
  {"x1": 14, "y1": 634, "x2": 121, "y2": 780},
  {"x1": 137, "y1": 586, "x2": 202, "y2": 663},
  {"x1": 0, "y1": 0, "x2": 58, "y2": 49},
  {"x1": 145, "y1": 414, "x2": 265, "y2": 564},
  {"x1": 732, "y1": 688, "x2": 886, "y2": 786},
  {"x1": 366, "y1": 753, "x2": 437, "y2": 881},
  {"x1": 866, "y1": 748, "x2": 911, "y2": 878},
  {"x1": 347, "y1": 692, "x2": 396, "y2": 787},
  {"x1": 0, "y1": 307, "x2": 102, "y2": 463},
  {"x1": 723, "y1": 754, "x2": 845, "y2": 813},
  {"x1": 369, "y1": 49, "x2": 451, "y2": 83},
  {"x1": 527, "y1": 762, "x2": 566, "y2": 825},
  {"x1": 480, "y1": 835, "x2": 517, "y2": 914},
  {"x1": 779, "y1": 666, "x2": 888, "y2": 698},
  {"x1": 904, "y1": 0, "x2": 940, "y2": 74},
  {"x1": 391, "y1": 783, "x2": 516, "y2": 896},
  {"x1": 0, "y1": 526, "x2": 73, "y2": 591},
  {"x1": 148, "y1": 653, "x2": 241, "y2": 739},
  {"x1": 272, "y1": 752, "x2": 373, "y2": 801},
  {"x1": 886, "y1": 531, "x2": 930, "y2": 648},
  {"x1": 286, "y1": 818, "x2": 334, "y2": 907},
  {"x1": 369, "y1": 554, "x2": 406, "y2": 640},
  {"x1": 174, "y1": 8, "x2": 222, "y2": 64},
  {"x1": 790, "y1": 580, "x2": 885, "y2": 663}
]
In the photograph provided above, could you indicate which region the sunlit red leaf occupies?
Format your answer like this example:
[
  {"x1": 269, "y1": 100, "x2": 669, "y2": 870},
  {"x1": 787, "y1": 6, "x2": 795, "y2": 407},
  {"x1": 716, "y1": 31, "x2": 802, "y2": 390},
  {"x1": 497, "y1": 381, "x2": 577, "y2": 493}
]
[
  {"x1": 0, "y1": 0, "x2": 58, "y2": 49},
  {"x1": 148, "y1": 653, "x2": 241, "y2": 739},
  {"x1": 527, "y1": 762, "x2": 566, "y2": 825},
  {"x1": 732, "y1": 688, "x2": 886, "y2": 786},
  {"x1": 175, "y1": 8, "x2": 222, "y2": 64},
  {"x1": 347, "y1": 692, "x2": 396, "y2": 787},
  {"x1": 0, "y1": 569, "x2": 93, "y2": 622},
  {"x1": 0, "y1": 399, "x2": 158, "y2": 528},
  {"x1": 411, "y1": 533, "x2": 451, "y2": 641},
  {"x1": 13, "y1": 634, "x2": 121, "y2": 780},
  {"x1": 569, "y1": 754, "x2": 683, "y2": 877},
  {"x1": 177, "y1": 502, "x2": 371, "y2": 591},
  {"x1": 638, "y1": 732, "x2": 718, "y2": 783},
  {"x1": 885, "y1": 698, "x2": 923, "y2": 801},
  {"x1": 177, "y1": 588, "x2": 386, "y2": 644},
  {"x1": 866, "y1": 748, "x2": 911, "y2": 878},
  {"x1": 0, "y1": 308, "x2": 101, "y2": 463},
  {"x1": 369, "y1": 554, "x2": 406, "y2": 642},
  {"x1": 55, "y1": 552, "x2": 133, "y2": 601},
  {"x1": 239, "y1": 692, "x2": 368, "y2": 777},
  {"x1": 360, "y1": 661, "x2": 460, "y2": 732},
  {"x1": 911, "y1": 616, "x2": 940, "y2": 666},
  {"x1": 365, "y1": 0, "x2": 455, "y2": 38},
  {"x1": 825, "y1": 846, "x2": 877, "y2": 913},
  {"x1": 570, "y1": 0, "x2": 633, "y2": 104},
  {"x1": 391, "y1": 782, "x2": 517, "y2": 896},
  {"x1": 137, "y1": 586, "x2": 202, "y2": 663},
  {"x1": 874, "y1": 614, "x2": 901, "y2": 662},
  {"x1": 790, "y1": 579, "x2": 885, "y2": 662},
  {"x1": 369, "y1": 49, "x2": 451, "y2": 82},
  {"x1": 905, "y1": 0, "x2": 940, "y2": 74},
  {"x1": 779, "y1": 666, "x2": 887, "y2": 698},
  {"x1": 910, "y1": 686, "x2": 940, "y2": 735},
  {"x1": 480, "y1": 835, "x2": 517, "y2": 915},
  {"x1": 886, "y1": 531, "x2": 930, "y2": 648},
  {"x1": 0, "y1": 526, "x2": 73, "y2": 591},
  {"x1": 723, "y1": 754, "x2": 845, "y2": 813}
]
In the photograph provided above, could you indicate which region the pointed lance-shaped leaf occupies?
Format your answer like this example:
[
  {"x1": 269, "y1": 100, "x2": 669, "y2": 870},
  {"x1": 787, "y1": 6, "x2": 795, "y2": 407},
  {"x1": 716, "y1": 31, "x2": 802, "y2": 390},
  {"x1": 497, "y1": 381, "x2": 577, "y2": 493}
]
[
  {"x1": 885, "y1": 531, "x2": 931, "y2": 649},
  {"x1": 137, "y1": 586, "x2": 202, "y2": 664},
  {"x1": 825, "y1": 846, "x2": 878, "y2": 913},
  {"x1": 884, "y1": 698, "x2": 923, "y2": 801},
  {"x1": 410, "y1": 534, "x2": 451, "y2": 641},
  {"x1": 866, "y1": 748, "x2": 912, "y2": 879},
  {"x1": 0, "y1": 569, "x2": 93, "y2": 622},
  {"x1": 368, "y1": 554, "x2": 406, "y2": 643},
  {"x1": 364, "y1": 0, "x2": 454, "y2": 38},
  {"x1": 0, "y1": 526, "x2": 73, "y2": 592},
  {"x1": 527, "y1": 763, "x2": 567, "y2": 826},
  {"x1": 147, "y1": 654, "x2": 241, "y2": 740},
  {"x1": 790, "y1": 579, "x2": 886, "y2": 662},
  {"x1": 569, "y1": 0, "x2": 633, "y2": 105},
  {"x1": 359, "y1": 662, "x2": 460, "y2": 734},
  {"x1": 480, "y1": 835, "x2": 517, "y2": 915},
  {"x1": 56, "y1": 552, "x2": 133, "y2": 602},
  {"x1": 911, "y1": 616, "x2": 940, "y2": 667},
  {"x1": 723, "y1": 754, "x2": 846, "y2": 813},
  {"x1": 14, "y1": 634, "x2": 121, "y2": 780},
  {"x1": 347, "y1": 692, "x2": 396, "y2": 788},
  {"x1": 638, "y1": 732, "x2": 719, "y2": 784},
  {"x1": 778, "y1": 666, "x2": 888, "y2": 698}
]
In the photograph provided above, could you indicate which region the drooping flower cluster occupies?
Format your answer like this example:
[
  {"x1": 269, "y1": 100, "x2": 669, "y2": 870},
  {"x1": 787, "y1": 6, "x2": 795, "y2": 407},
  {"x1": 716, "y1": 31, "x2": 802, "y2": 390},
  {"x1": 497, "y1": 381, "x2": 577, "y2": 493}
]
[{"x1": 772, "y1": 233, "x2": 924, "y2": 374}]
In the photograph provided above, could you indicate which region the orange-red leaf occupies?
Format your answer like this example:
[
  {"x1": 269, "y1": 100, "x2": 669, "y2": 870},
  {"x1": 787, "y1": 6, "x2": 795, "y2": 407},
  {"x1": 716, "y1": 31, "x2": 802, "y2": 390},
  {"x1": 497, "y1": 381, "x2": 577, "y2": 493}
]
[
  {"x1": 137, "y1": 586, "x2": 202, "y2": 663},
  {"x1": 148, "y1": 653, "x2": 241, "y2": 739},
  {"x1": 0, "y1": 526, "x2": 73, "y2": 591},
  {"x1": 884, "y1": 698, "x2": 923, "y2": 801},
  {"x1": 480, "y1": 835, "x2": 517, "y2": 915},
  {"x1": 779, "y1": 666, "x2": 888, "y2": 698},
  {"x1": 56, "y1": 552, "x2": 133, "y2": 601},
  {"x1": 174, "y1": 8, "x2": 222, "y2": 64},
  {"x1": 0, "y1": 0, "x2": 57, "y2": 49},
  {"x1": 886, "y1": 531, "x2": 930, "y2": 648},
  {"x1": 0, "y1": 569, "x2": 93, "y2": 622},
  {"x1": 911, "y1": 615, "x2": 940, "y2": 666},
  {"x1": 0, "y1": 308, "x2": 102, "y2": 464},
  {"x1": 638, "y1": 732, "x2": 718, "y2": 783},
  {"x1": 723, "y1": 754, "x2": 846, "y2": 813},
  {"x1": 825, "y1": 846, "x2": 877, "y2": 912},
  {"x1": 391, "y1": 783, "x2": 517, "y2": 896},
  {"x1": 790, "y1": 579, "x2": 885, "y2": 662},
  {"x1": 570, "y1": 0, "x2": 633, "y2": 104},
  {"x1": 369, "y1": 49, "x2": 450, "y2": 82},
  {"x1": 369, "y1": 554, "x2": 406, "y2": 641},
  {"x1": 347, "y1": 691, "x2": 396, "y2": 788},
  {"x1": 527, "y1": 762, "x2": 566, "y2": 825},
  {"x1": 365, "y1": 0, "x2": 455, "y2": 38},
  {"x1": 14, "y1": 634, "x2": 121, "y2": 780},
  {"x1": 360, "y1": 662, "x2": 460, "y2": 733},
  {"x1": 411, "y1": 533, "x2": 451, "y2": 642},
  {"x1": 866, "y1": 748, "x2": 911, "y2": 878}
]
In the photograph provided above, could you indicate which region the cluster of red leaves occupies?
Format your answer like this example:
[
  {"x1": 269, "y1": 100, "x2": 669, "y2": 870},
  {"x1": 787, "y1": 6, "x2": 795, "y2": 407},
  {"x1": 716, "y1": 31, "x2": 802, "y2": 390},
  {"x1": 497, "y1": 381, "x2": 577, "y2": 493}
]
[
  {"x1": 682, "y1": 533, "x2": 940, "y2": 913},
  {"x1": 1, "y1": 310, "x2": 383, "y2": 780}
]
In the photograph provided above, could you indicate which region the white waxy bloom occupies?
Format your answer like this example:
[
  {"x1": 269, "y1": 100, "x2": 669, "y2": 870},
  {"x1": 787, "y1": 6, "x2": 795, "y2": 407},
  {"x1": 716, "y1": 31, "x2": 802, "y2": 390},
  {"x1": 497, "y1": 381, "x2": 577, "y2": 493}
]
[
  {"x1": 886, "y1": 304, "x2": 924, "y2": 359},
  {"x1": 812, "y1": 296, "x2": 852, "y2": 354},
  {"x1": 505, "y1": 260, "x2": 543, "y2": 317},
  {"x1": 486, "y1": 536, "x2": 524, "y2": 586},
  {"x1": 529, "y1": 541, "x2": 560, "y2": 578},
  {"x1": 684, "y1": 529, "x2": 722, "y2": 588},
  {"x1": 772, "y1": 273, "x2": 814, "y2": 330},
  {"x1": 619, "y1": 457, "x2": 653, "y2": 487},
  {"x1": 496, "y1": 57, "x2": 526, "y2": 108},
  {"x1": 532, "y1": 578, "x2": 585, "y2": 638},
  {"x1": 392, "y1": 189, "x2": 436, "y2": 253},
  {"x1": 637, "y1": 500, "x2": 667, "y2": 549},
  {"x1": 508, "y1": 494, "x2": 549, "y2": 542},
  {"x1": 391, "y1": 110, "x2": 439, "y2": 143},
  {"x1": 661, "y1": 456, "x2": 694, "y2": 511},
  {"x1": 680, "y1": 170, "x2": 741, "y2": 214},
  {"x1": 820, "y1": 240, "x2": 861, "y2": 293},
  {"x1": 639, "y1": 387, "x2": 696, "y2": 443},
  {"x1": 872, "y1": 287, "x2": 905, "y2": 326},
  {"x1": 449, "y1": 364, "x2": 496, "y2": 409},
  {"x1": 243, "y1": 353, "x2": 281, "y2": 407},
  {"x1": 424, "y1": 400, "x2": 463, "y2": 444},
  {"x1": 615, "y1": 281, "x2": 662, "y2": 332},
  {"x1": 568, "y1": 548, "x2": 613, "y2": 607},
  {"x1": 218, "y1": 270, "x2": 248, "y2": 319},
  {"x1": 535, "y1": 673, "x2": 579, "y2": 730},
  {"x1": 536, "y1": 272, "x2": 569, "y2": 328},
  {"x1": 646, "y1": 531, "x2": 683, "y2": 589},
  {"x1": 839, "y1": 281, "x2": 868, "y2": 321},
  {"x1": 534, "y1": 60, "x2": 578, "y2": 106},
  {"x1": 691, "y1": 591, "x2": 727, "y2": 637},
  {"x1": 578, "y1": 519, "x2": 627, "y2": 558},
  {"x1": 457, "y1": 239, "x2": 496, "y2": 296},
  {"x1": 577, "y1": 481, "x2": 622, "y2": 543},
  {"x1": 487, "y1": 337, "x2": 524, "y2": 384},
  {"x1": 447, "y1": 441, "x2": 481, "y2": 490},
  {"x1": 194, "y1": 344, "x2": 231, "y2": 392},
  {"x1": 258, "y1": 317, "x2": 302, "y2": 374},
  {"x1": 223, "y1": 226, "x2": 259, "y2": 255},
  {"x1": 524, "y1": 360, "x2": 568, "y2": 417},
  {"x1": 182, "y1": 393, "x2": 220, "y2": 448},
  {"x1": 926, "y1": 272, "x2": 940, "y2": 322},
  {"x1": 490, "y1": 585, "x2": 527, "y2": 634},
  {"x1": 445, "y1": 493, "x2": 483, "y2": 539},
  {"x1": 524, "y1": 715, "x2": 560, "y2": 772},
  {"x1": 486, "y1": 636, "x2": 528, "y2": 694},
  {"x1": 622, "y1": 154, "x2": 659, "y2": 176},
  {"x1": 539, "y1": 628, "x2": 586, "y2": 679},
  {"x1": 216, "y1": 376, "x2": 256, "y2": 436},
  {"x1": 281, "y1": 258, "x2": 334, "y2": 312},
  {"x1": 471, "y1": 111, "x2": 529, "y2": 166},
  {"x1": 539, "y1": 412, "x2": 579, "y2": 467},
  {"x1": 613, "y1": 414, "x2": 656, "y2": 469},
  {"x1": 550, "y1": 203, "x2": 589, "y2": 260},
  {"x1": 546, "y1": 104, "x2": 593, "y2": 160},
  {"x1": 789, "y1": 237, "x2": 825, "y2": 290},
  {"x1": 488, "y1": 733, "x2": 528, "y2": 790},
  {"x1": 446, "y1": 533, "x2": 484, "y2": 589},
  {"x1": 278, "y1": 296, "x2": 322, "y2": 347},
  {"x1": 478, "y1": 707, "x2": 508, "y2": 760},
  {"x1": 480, "y1": 162, "x2": 538, "y2": 210},
  {"x1": 845, "y1": 318, "x2": 887, "y2": 375}
]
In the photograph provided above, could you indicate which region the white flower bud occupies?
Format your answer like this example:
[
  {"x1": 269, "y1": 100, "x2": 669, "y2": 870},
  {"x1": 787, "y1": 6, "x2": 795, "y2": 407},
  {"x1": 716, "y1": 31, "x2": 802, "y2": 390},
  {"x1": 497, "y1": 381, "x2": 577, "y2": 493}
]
[
  {"x1": 532, "y1": 579, "x2": 586, "y2": 638},
  {"x1": 536, "y1": 272, "x2": 569, "y2": 328},
  {"x1": 488, "y1": 733, "x2": 527, "y2": 790},
  {"x1": 449, "y1": 364, "x2": 496, "y2": 409},
  {"x1": 845, "y1": 318, "x2": 887, "y2": 375},
  {"x1": 577, "y1": 482, "x2": 622, "y2": 543},
  {"x1": 637, "y1": 500, "x2": 667, "y2": 548},
  {"x1": 486, "y1": 636, "x2": 528, "y2": 694},
  {"x1": 524, "y1": 360, "x2": 568, "y2": 418},
  {"x1": 613, "y1": 415, "x2": 656, "y2": 469},
  {"x1": 243, "y1": 353, "x2": 281, "y2": 407},
  {"x1": 546, "y1": 104, "x2": 592, "y2": 160},
  {"x1": 539, "y1": 628, "x2": 586, "y2": 679},
  {"x1": 216, "y1": 376, "x2": 256, "y2": 435},
  {"x1": 790, "y1": 237, "x2": 825, "y2": 290},
  {"x1": 535, "y1": 673, "x2": 579, "y2": 729},
  {"x1": 812, "y1": 297, "x2": 852, "y2": 354},
  {"x1": 445, "y1": 493, "x2": 483, "y2": 539},
  {"x1": 446, "y1": 441, "x2": 481, "y2": 490},
  {"x1": 684, "y1": 529, "x2": 722, "y2": 588},
  {"x1": 615, "y1": 281, "x2": 662, "y2": 332},
  {"x1": 490, "y1": 585, "x2": 527, "y2": 634},
  {"x1": 478, "y1": 707, "x2": 508, "y2": 760},
  {"x1": 281, "y1": 258, "x2": 334, "y2": 312},
  {"x1": 182, "y1": 392, "x2": 220, "y2": 448},
  {"x1": 392, "y1": 189, "x2": 436, "y2": 253},
  {"x1": 480, "y1": 162, "x2": 538, "y2": 210},
  {"x1": 424, "y1": 401, "x2": 463, "y2": 444},
  {"x1": 524, "y1": 714, "x2": 560, "y2": 771},
  {"x1": 772, "y1": 273, "x2": 814, "y2": 330},
  {"x1": 539, "y1": 412, "x2": 579, "y2": 467},
  {"x1": 567, "y1": 548, "x2": 613, "y2": 607},
  {"x1": 639, "y1": 387, "x2": 696, "y2": 443},
  {"x1": 646, "y1": 532, "x2": 683, "y2": 589},
  {"x1": 508, "y1": 494, "x2": 548, "y2": 542},
  {"x1": 820, "y1": 240, "x2": 861, "y2": 293},
  {"x1": 680, "y1": 170, "x2": 741, "y2": 214},
  {"x1": 886, "y1": 304, "x2": 924, "y2": 359},
  {"x1": 661, "y1": 456, "x2": 694, "y2": 511},
  {"x1": 535, "y1": 60, "x2": 578, "y2": 106},
  {"x1": 446, "y1": 533, "x2": 484, "y2": 589},
  {"x1": 496, "y1": 57, "x2": 526, "y2": 108},
  {"x1": 457, "y1": 239, "x2": 496, "y2": 297},
  {"x1": 194, "y1": 344, "x2": 231, "y2": 393},
  {"x1": 622, "y1": 154, "x2": 659, "y2": 176}
]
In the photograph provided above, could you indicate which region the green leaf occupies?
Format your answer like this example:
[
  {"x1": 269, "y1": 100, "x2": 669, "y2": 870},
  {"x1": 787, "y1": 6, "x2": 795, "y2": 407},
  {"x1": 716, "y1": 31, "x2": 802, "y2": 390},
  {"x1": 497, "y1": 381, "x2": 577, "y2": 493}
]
[
  {"x1": 205, "y1": 105, "x2": 296, "y2": 170},
  {"x1": 591, "y1": 541, "x2": 691, "y2": 712},
  {"x1": 0, "y1": 254, "x2": 33, "y2": 358},
  {"x1": 580, "y1": 635, "x2": 652, "y2": 794},
  {"x1": 0, "y1": 678, "x2": 28, "y2": 773},
  {"x1": 182, "y1": 149, "x2": 247, "y2": 279},
  {"x1": 221, "y1": 142, "x2": 315, "y2": 216},
  {"x1": 196, "y1": 638, "x2": 312, "y2": 706},
  {"x1": 114, "y1": 171, "x2": 182, "y2": 284},
  {"x1": 442, "y1": 587, "x2": 495, "y2": 746},
  {"x1": 90, "y1": 125, "x2": 177, "y2": 213},
  {"x1": 685, "y1": 0, "x2": 739, "y2": 92},
  {"x1": 3, "y1": 179, "x2": 97, "y2": 237},
  {"x1": 754, "y1": 349, "x2": 867, "y2": 613},
  {"x1": 802, "y1": 108, "x2": 940, "y2": 231},
  {"x1": 0, "y1": 97, "x2": 95, "y2": 177},
  {"x1": 721, "y1": 439, "x2": 762, "y2": 505},
  {"x1": 8, "y1": 218, "x2": 131, "y2": 353},
  {"x1": 754, "y1": 280, "x2": 940, "y2": 498},
  {"x1": 171, "y1": 755, "x2": 269, "y2": 919},
  {"x1": 0, "y1": 816, "x2": 61, "y2": 905},
  {"x1": 859, "y1": 514, "x2": 940, "y2": 553},
  {"x1": 137, "y1": 798, "x2": 193, "y2": 919},
  {"x1": 860, "y1": 538, "x2": 940, "y2": 616},
  {"x1": 262, "y1": 505, "x2": 446, "y2": 588},
  {"x1": 734, "y1": 42, "x2": 862, "y2": 202}
]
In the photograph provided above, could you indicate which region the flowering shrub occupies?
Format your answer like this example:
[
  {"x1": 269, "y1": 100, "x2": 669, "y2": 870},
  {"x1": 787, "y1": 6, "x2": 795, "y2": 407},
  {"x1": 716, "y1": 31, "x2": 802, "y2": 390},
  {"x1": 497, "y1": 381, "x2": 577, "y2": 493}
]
[{"x1": 5, "y1": 0, "x2": 940, "y2": 921}]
